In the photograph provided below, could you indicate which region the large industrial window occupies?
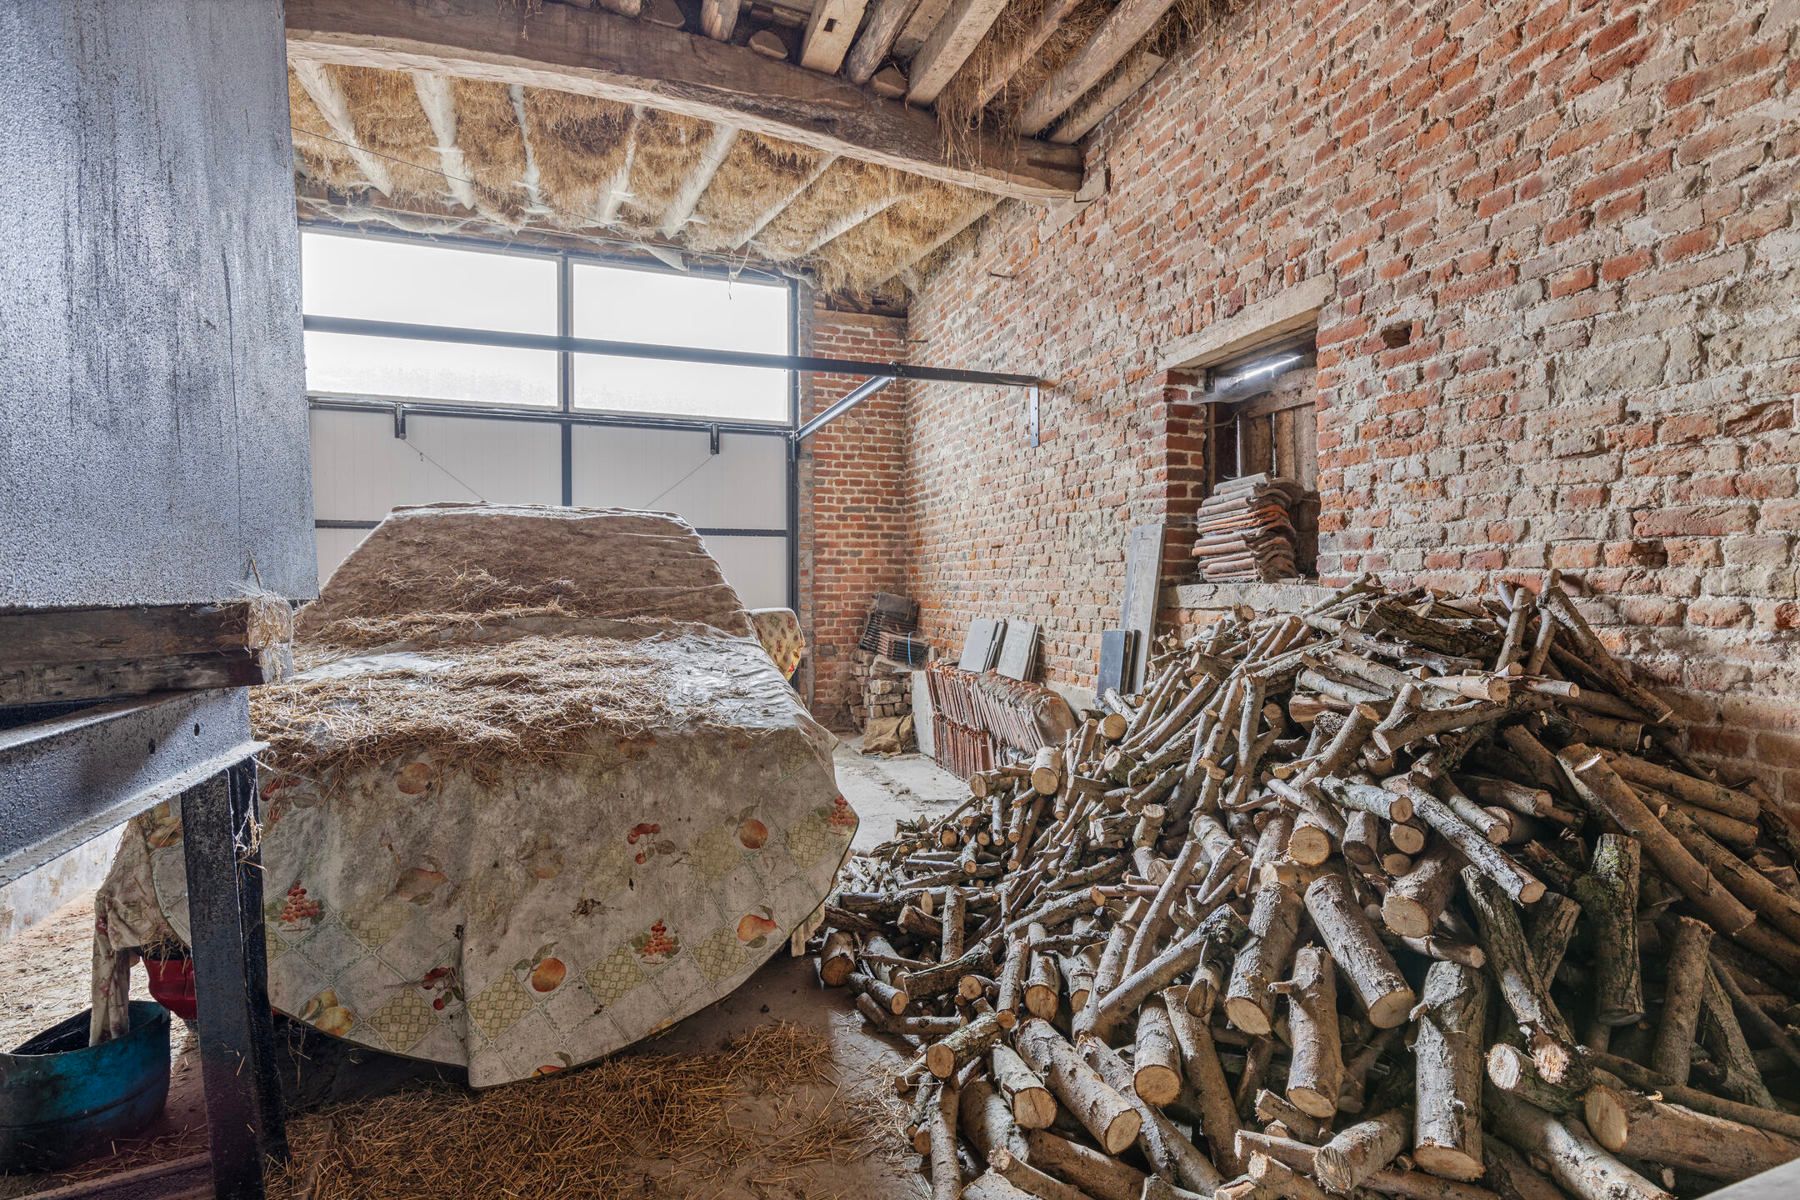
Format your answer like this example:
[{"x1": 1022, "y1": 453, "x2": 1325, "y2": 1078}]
[{"x1": 301, "y1": 229, "x2": 793, "y2": 423}]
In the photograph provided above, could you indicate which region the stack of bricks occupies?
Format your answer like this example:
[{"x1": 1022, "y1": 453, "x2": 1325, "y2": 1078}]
[{"x1": 849, "y1": 648, "x2": 913, "y2": 729}]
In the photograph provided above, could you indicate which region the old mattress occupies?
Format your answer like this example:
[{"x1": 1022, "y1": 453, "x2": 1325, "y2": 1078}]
[{"x1": 92, "y1": 504, "x2": 853, "y2": 1086}]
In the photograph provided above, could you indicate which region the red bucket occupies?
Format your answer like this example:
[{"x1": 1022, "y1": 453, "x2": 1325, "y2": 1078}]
[{"x1": 141, "y1": 955, "x2": 197, "y2": 1022}]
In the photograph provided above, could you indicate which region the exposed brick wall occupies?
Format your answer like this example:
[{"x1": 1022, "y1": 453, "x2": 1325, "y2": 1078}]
[
  {"x1": 798, "y1": 300, "x2": 911, "y2": 731},
  {"x1": 905, "y1": 0, "x2": 1798, "y2": 798}
]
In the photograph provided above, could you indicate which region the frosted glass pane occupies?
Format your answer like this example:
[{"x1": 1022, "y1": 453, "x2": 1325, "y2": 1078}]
[
  {"x1": 571, "y1": 263, "x2": 788, "y2": 352},
  {"x1": 572, "y1": 354, "x2": 788, "y2": 423},
  {"x1": 302, "y1": 232, "x2": 556, "y2": 334},
  {"x1": 305, "y1": 332, "x2": 557, "y2": 407}
]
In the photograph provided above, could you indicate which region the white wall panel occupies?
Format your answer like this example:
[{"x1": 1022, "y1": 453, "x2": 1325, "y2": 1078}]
[
  {"x1": 309, "y1": 410, "x2": 560, "y2": 520},
  {"x1": 315, "y1": 526, "x2": 368, "y2": 585},
  {"x1": 569, "y1": 426, "x2": 787, "y2": 530},
  {"x1": 702, "y1": 536, "x2": 788, "y2": 610}
]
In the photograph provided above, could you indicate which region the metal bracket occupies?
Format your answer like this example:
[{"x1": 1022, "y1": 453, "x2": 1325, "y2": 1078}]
[
  {"x1": 393, "y1": 404, "x2": 408, "y2": 439},
  {"x1": 709, "y1": 424, "x2": 721, "y2": 455},
  {"x1": 1029, "y1": 386, "x2": 1040, "y2": 448}
]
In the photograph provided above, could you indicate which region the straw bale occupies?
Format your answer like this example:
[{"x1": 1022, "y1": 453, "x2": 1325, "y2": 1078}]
[
  {"x1": 448, "y1": 78, "x2": 530, "y2": 222},
  {"x1": 685, "y1": 131, "x2": 830, "y2": 251},
  {"x1": 811, "y1": 180, "x2": 998, "y2": 294},
  {"x1": 522, "y1": 88, "x2": 637, "y2": 225},
  {"x1": 619, "y1": 110, "x2": 716, "y2": 230},
  {"x1": 288, "y1": 69, "x2": 364, "y2": 191},
  {"x1": 332, "y1": 66, "x2": 452, "y2": 206},
  {"x1": 271, "y1": 1023, "x2": 882, "y2": 1200},
  {"x1": 752, "y1": 158, "x2": 910, "y2": 260}
]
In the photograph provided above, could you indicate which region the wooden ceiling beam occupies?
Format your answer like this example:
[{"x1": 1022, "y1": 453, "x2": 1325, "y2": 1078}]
[
  {"x1": 731, "y1": 154, "x2": 839, "y2": 250},
  {"x1": 409, "y1": 71, "x2": 481, "y2": 211},
  {"x1": 292, "y1": 60, "x2": 395, "y2": 194},
  {"x1": 698, "y1": 0, "x2": 740, "y2": 40},
  {"x1": 961, "y1": 0, "x2": 1085, "y2": 112},
  {"x1": 800, "y1": 0, "x2": 870, "y2": 74},
  {"x1": 1014, "y1": 0, "x2": 1178, "y2": 136},
  {"x1": 660, "y1": 125, "x2": 739, "y2": 237},
  {"x1": 1049, "y1": 49, "x2": 1164, "y2": 143},
  {"x1": 285, "y1": 0, "x2": 1082, "y2": 201},
  {"x1": 904, "y1": 0, "x2": 1009, "y2": 106},
  {"x1": 843, "y1": 0, "x2": 918, "y2": 84}
]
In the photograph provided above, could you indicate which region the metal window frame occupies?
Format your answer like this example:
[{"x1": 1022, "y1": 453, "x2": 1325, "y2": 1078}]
[{"x1": 299, "y1": 225, "x2": 1042, "y2": 611}]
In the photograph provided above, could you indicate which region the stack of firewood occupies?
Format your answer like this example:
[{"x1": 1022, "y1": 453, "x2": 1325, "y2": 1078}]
[
  {"x1": 1190, "y1": 475, "x2": 1307, "y2": 583},
  {"x1": 814, "y1": 574, "x2": 1800, "y2": 1200}
]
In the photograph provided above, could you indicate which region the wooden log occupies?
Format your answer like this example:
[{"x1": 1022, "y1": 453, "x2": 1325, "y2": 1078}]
[
  {"x1": 962, "y1": 1170, "x2": 1037, "y2": 1200},
  {"x1": 847, "y1": 970, "x2": 910, "y2": 1015},
  {"x1": 1304, "y1": 873, "x2": 1416, "y2": 1029},
  {"x1": 1083, "y1": 1038, "x2": 1223, "y2": 1193},
  {"x1": 1457, "y1": 774, "x2": 1557, "y2": 818},
  {"x1": 1132, "y1": 996, "x2": 1183, "y2": 1106},
  {"x1": 928, "y1": 1010, "x2": 1005, "y2": 1079},
  {"x1": 990, "y1": 1043, "x2": 1056, "y2": 1129},
  {"x1": 1604, "y1": 752, "x2": 1761, "y2": 822},
  {"x1": 1015, "y1": 1018, "x2": 1141, "y2": 1154},
  {"x1": 996, "y1": 934, "x2": 1030, "y2": 1022},
  {"x1": 942, "y1": 887, "x2": 968, "y2": 962},
  {"x1": 1389, "y1": 776, "x2": 1545, "y2": 904},
  {"x1": 1413, "y1": 960, "x2": 1488, "y2": 1181},
  {"x1": 1524, "y1": 891, "x2": 1581, "y2": 986},
  {"x1": 1582, "y1": 1082, "x2": 1800, "y2": 1183},
  {"x1": 901, "y1": 943, "x2": 997, "y2": 999},
  {"x1": 1276, "y1": 945, "x2": 1343, "y2": 1120},
  {"x1": 929, "y1": 1082, "x2": 963, "y2": 1200},
  {"x1": 1160, "y1": 987, "x2": 1241, "y2": 1173},
  {"x1": 1315, "y1": 1108, "x2": 1409, "y2": 1192},
  {"x1": 987, "y1": 1148, "x2": 1089, "y2": 1200},
  {"x1": 1025, "y1": 934, "x2": 1063, "y2": 1022},
  {"x1": 1032, "y1": 746, "x2": 1064, "y2": 796},
  {"x1": 818, "y1": 928, "x2": 857, "y2": 985},
  {"x1": 1089, "y1": 920, "x2": 1222, "y2": 1041},
  {"x1": 1486, "y1": 1097, "x2": 1673, "y2": 1200},
  {"x1": 1223, "y1": 880, "x2": 1303, "y2": 1036},
  {"x1": 961, "y1": 1075, "x2": 1030, "y2": 1166},
  {"x1": 1483, "y1": 1139, "x2": 1568, "y2": 1200},
  {"x1": 1023, "y1": 1130, "x2": 1146, "y2": 1200},
  {"x1": 1382, "y1": 841, "x2": 1463, "y2": 939},
  {"x1": 1486, "y1": 1042, "x2": 1581, "y2": 1114},
  {"x1": 1571, "y1": 833, "x2": 1645, "y2": 1026},
  {"x1": 1557, "y1": 746, "x2": 1753, "y2": 935},
  {"x1": 1649, "y1": 916, "x2": 1713, "y2": 1085},
  {"x1": 1713, "y1": 957, "x2": 1800, "y2": 1074},
  {"x1": 1586, "y1": 1052, "x2": 1800, "y2": 1140},
  {"x1": 1665, "y1": 807, "x2": 1800, "y2": 943},
  {"x1": 1698, "y1": 960, "x2": 1776, "y2": 1108},
  {"x1": 1462, "y1": 870, "x2": 1580, "y2": 1086}
]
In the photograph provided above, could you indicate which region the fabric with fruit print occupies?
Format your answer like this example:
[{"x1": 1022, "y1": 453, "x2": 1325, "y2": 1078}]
[{"x1": 89, "y1": 507, "x2": 856, "y2": 1086}]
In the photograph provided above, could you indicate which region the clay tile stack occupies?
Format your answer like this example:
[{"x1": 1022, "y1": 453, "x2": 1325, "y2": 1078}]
[{"x1": 1190, "y1": 473, "x2": 1306, "y2": 583}]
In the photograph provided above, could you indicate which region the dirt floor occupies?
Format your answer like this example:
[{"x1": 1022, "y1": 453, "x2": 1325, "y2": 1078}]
[{"x1": 0, "y1": 741, "x2": 961, "y2": 1199}]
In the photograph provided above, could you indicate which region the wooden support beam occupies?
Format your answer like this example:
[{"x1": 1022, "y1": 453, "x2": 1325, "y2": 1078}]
[
  {"x1": 844, "y1": 0, "x2": 918, "y2": 84},
  {"x1": 660, "y1": 124, "x2": 738, "y2": 236},
  {"x1": 801, "y1": 0, "x2": 870, "y2": 74},
  {"x1": 963, "y1": 0, "x2": 1086, "y2": 112},
  {"x1": 895, "y1": 0, "x2": 952, "y2": 59},
  {"x1": 0, "y1": 600, "x2": 295, "y2": 707},
  {"x1": 731, "y1": 153, "x2": 839, "y2": 249},
  {"x1": 596, "y1": 0, "x2": 643, "y2": 16},
  {"x1": 800, "y1": 190, "x2": 906, "y2": 254},
  {"x1": 291, "y1": 60, "x2": 394, "y2": 194},
  {"x1": 1016, "y1": 0, "x2": 1180, "y2": 136},
  {"x1": 1049, "y1": 49, "x2": 1164, "y2": 144},
  {"x1": 905, "y1": 0, "x2": 1009, "y2": 106},
  {"x1": 698, "y1": 0, "x2": 740, "y2": 40},
  {"x1": 598, "y1": 105, "x2": 642, "y2": 225},
  {"x1": 286, "y1": 0, "x2": 1083, "y2": 201},
  {"x1": 409, "y1": 71, "x2": 480, "y2": 210}
]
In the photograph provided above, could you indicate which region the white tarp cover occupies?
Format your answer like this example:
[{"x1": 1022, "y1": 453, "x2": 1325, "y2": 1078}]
[{"x1": 94, "y1": 505, "x2": 853, "y2": 1085}]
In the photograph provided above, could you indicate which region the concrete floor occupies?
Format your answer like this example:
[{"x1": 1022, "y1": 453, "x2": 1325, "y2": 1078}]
[{"x1": 0, "y1": 743, "x2": 965, "y2": 1197}]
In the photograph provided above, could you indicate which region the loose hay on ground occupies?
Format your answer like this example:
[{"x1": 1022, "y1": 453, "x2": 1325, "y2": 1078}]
[{"x1": 273, "y1": 1023, "x2": 881, "y2": 1200}]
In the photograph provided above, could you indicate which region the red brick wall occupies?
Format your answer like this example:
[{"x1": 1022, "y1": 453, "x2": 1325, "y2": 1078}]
[
  {"x1": 904, "y1": 0, "x2": 1799, "y2": 798},
  {"x1": 798, "y1": 301, "x2": 911, "y2": 731}
]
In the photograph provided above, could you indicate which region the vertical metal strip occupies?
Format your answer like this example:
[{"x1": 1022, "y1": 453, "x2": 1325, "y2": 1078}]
[{"x1": 558, "y1": 252, "x2": 575, "y2": 506}]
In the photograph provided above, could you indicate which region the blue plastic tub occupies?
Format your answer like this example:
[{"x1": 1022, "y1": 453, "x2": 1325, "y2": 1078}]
[{"x1": 0, "y1": 1001, "x2": 171, "y2": 1173}]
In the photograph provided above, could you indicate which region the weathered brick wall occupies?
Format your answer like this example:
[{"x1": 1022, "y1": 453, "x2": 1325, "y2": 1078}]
[
  {"x1": 798, "y1": 301, "x2": 911, "y2": 731},
  {"x1": 905, "y1": 0, "x2": 1798, "y2": 797}
]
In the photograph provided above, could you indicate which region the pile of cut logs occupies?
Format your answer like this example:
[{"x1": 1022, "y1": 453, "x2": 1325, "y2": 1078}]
[
  {"x1": 814, "y1": 574, "x2": 1800, "y2": 1200},
  {"x1": 1190, "y1": 475, "x2": 1306, "y2": 583}
]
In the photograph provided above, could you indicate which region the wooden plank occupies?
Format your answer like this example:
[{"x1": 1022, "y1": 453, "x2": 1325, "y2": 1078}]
[
  {"x1": 963, "y1": 0, "x2": 1086, "y2": 111},
  {"x1": 1047, "y1": 49, "x2": 1164, "y2": 144},
  {"x1": 1157, "y1": 276, "x2": 1334, "y2": 372},
  {"x1": 905, "y1": 0, "x2": 1010, "y2": 106},
  {"x1": 660, "y1": 124, "x2": 738, "y2": 236},
  {"x1": 0, "y1": 599, "x2": 295, "y2": 706},
  {"x1": 844, "y1": 0, "x2": 919, "y2": 84},
  {"x1": 286, "y1": 0, "x2": 1083, "y2": 201},
  {"x1": 1016, "y1": 0, "x2": 1179, "y2": 136},
  {"x1": 895, "y1": 0, "x2": 952, "y2": 59},
  {"x1": 1120, "y1": 524, "x2": 1164, "y2": 691},
  {"x1": 698, "y1": 0, "x2": 740, "y2": 41},
  {"x1": 801, "y1": 0, "x2": 870, "y2": 73}
]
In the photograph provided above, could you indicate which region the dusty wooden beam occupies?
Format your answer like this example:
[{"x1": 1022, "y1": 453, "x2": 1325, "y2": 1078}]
[
  {"x1": 286, "y1": 0, "x2": 1083, "y2": 200},
  {"x1": 844, "y1": 0, "x2": 918, "y2": 84},
  {"x1": 895, "y1": 0, "x2": 952, "y2": 59},
  {"x1": 801, "y1": 0, "x2": 870, "y2": 73},
  {"x1": 962, "y1": 0, "x2": 1085, "y2": 111},
  {"x1": 0, "y1": 599, "x2": 295, "y2": 706},
  {"x1": 1015, "y1": 0, "x2": 1179, "y2": 136},
  {"x1": 698, "y1": 0, "x2": 740, "y2": 40},
  {"x1": 1048, "y1": 49, "x2": 1164, "y2": 144},
  {"x1": 659, "y1": 124, "x2": 738, "y2": 236},
  {"x1": 905, "y1": 0, "x2": 1009, "y2": 106},
  {"x1": 291, "y1": 60, "x2": 394, "y2": 193}
]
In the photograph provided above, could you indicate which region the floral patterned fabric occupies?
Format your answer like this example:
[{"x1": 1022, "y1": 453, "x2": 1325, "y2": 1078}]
[
  {"x1": 93, "y1": 506, "x2": 854, "y2": 1086},
  {"x1": 750, "y1": 607, "x2": 806, "y2": 678}
]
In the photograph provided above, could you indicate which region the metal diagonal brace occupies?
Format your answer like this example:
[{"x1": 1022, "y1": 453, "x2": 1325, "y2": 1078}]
[{"x1": 792, "y1": 375, "x2": 895, "y2": 444}]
